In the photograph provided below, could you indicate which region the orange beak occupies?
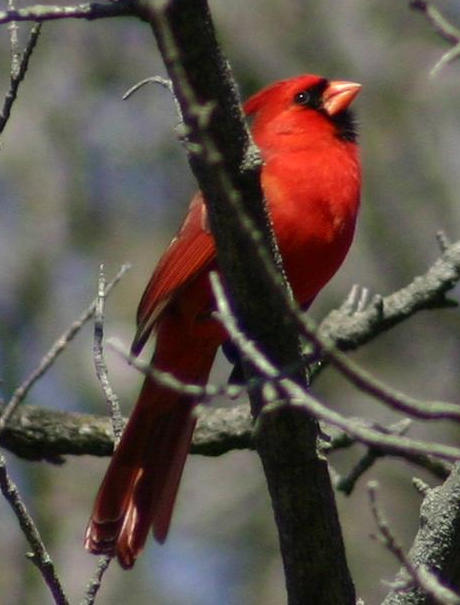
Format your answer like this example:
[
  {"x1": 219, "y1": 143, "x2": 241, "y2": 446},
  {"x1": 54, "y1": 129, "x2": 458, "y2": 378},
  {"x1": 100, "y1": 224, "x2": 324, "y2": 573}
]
[{"x1": 323, "y1": 80, "x2": 362, "y2": 116}]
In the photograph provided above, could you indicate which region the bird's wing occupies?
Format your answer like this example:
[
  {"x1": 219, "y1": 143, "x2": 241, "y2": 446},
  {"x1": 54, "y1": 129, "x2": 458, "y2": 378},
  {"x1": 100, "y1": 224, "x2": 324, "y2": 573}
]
[{"x1": 132, "y1": 192, "x2": 216, "y2": 355}]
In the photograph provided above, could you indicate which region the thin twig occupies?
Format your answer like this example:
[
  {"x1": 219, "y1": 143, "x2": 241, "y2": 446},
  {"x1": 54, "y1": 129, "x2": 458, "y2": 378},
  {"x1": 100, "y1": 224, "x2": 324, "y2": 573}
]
[
  {"x1": 301, "y1": 241, "x2": 460, "y2": 425},
  {"x1": 410, "y1": 1, "x2": 460, "y2": 45},
  {"x1": 334, "y1": 420, "x2": 412, "y2": 495},
  {"x1": 336, "y1": 449, "x2": 382, "y2": 495},
  {"x1": 110, "y1": 336, "x2": 304, "y2": 404},
  {"x1": 122, "y1": 75, "x2": 173, "y2": 100},
  {"x1": 109, "y1": 338, "x2": 243, "y2": 401},
  {"x1": 430, "y1": 44, "x2": 460, "y2": 78},
  {"x1": 333, "y1": 418, "x2": 452, "y2": 492},
  {"x1": 123, "y1": 74, "x2": 182, "y2": 124},
  {"x1": 0, "y1": 2, "x2": 133, "y2": 24},
  {"x1": 93, "y1": 265, "x2": 124, "y2": 444},
  {"x1": 327, "y1": 424, "x2": 452, "y2": 483},
  {"x1": 0, "y1": 264, "x2": 130, "y2": 433},
  {"x1": 0, "y1": 455, "x2": 69, "y2": 604},
  {"x1": 0, "y1": 22, "x2": 41, "y2": 135},
  {"x1": 306, "y1": 312, "x2": 460, "y2": 423},
  {"x1": 368, "y1": 481, "x2": 460, "y2": 605},
  {"x1": 80, "y1": 555, "x2": 111, "y2": 605}
]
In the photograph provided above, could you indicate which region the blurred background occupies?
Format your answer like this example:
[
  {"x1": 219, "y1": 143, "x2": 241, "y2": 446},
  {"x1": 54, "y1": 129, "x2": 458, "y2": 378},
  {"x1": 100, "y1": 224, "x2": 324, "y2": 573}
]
[{"x1": 1, "y1": 0, "x2": 460, "y2": 602}]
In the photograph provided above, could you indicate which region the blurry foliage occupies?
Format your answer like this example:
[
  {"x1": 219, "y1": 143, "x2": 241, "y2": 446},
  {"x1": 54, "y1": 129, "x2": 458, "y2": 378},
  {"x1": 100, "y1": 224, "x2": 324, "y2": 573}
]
[{"x1": 1, "y1": 1, "x2": 460, "y2": 603}]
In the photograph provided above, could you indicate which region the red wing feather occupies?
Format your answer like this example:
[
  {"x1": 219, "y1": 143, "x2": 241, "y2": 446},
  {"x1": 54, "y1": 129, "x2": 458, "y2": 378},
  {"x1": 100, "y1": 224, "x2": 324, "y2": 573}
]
[{"x1": 132, "y1": 193, "x2": 216, "y2": 355}]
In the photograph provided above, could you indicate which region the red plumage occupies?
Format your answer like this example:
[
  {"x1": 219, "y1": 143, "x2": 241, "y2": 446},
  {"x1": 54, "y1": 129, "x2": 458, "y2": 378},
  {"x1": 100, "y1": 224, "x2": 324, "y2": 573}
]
[{"x1": 85, "y1": 74, "x2": 361, "y2": 568}]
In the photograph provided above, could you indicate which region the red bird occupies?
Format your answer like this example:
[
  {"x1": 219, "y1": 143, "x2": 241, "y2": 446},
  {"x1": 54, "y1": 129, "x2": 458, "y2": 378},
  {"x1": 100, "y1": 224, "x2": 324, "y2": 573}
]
[{"x1": 85, "y1": 74, "x2": 361, "y2": 568}]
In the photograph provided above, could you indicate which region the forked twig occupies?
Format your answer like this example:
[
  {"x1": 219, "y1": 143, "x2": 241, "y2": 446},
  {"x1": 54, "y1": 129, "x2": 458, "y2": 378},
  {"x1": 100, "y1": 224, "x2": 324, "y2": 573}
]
[{"x1": 0, "y1": 264, "x2": 130, "y2": 433}]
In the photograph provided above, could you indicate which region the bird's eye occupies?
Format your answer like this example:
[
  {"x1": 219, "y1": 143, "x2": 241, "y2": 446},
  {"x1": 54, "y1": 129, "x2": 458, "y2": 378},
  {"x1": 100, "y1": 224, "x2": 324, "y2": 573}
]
[
  {"x1": 293, "y1": 80, "x2": 328, "y2": 111},
  {"x1": 294, "y1": 91, "x2": 310, "y2": 106}
]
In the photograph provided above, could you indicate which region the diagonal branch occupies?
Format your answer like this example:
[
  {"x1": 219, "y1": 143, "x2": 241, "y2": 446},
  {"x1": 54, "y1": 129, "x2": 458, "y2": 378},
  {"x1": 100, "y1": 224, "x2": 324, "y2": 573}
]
[
  {"x1": 81, "y1": 556, "x2": 111, "y2": 605},
  {"x1": 410, "y1": 1, "x2": 460, "y2": 45},
  {"x1": 0, "y1": 455, "x2": 69, "y2": 604},
  {"x1": 318, "y1": 238, "x2": 460, "y2": 351},
  {"x1": 0, "y1": 22, "x2": 41, "y2": 135},
  {"x1": 409, "y1": 1, "x2": 460, "y2": 75}
]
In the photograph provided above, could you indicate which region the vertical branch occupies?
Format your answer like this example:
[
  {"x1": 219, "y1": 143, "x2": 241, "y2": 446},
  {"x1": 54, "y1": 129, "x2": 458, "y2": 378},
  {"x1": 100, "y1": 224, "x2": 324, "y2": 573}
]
[
  {"x1": 84, "y1": 264, "x2": 127, "y2": 601},
  {"x1": 93, "y1": 264, "x2": 124, "y2": 444},
  {"x1": 134, "y1": 1, "x2": 355, "y2": 602},
  {"x1": 7, "y1": 0, "x2": 20, "y2": 76}
]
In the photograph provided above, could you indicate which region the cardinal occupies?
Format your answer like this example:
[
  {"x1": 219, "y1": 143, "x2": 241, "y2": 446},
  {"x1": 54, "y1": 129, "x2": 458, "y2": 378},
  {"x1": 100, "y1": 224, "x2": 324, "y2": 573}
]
[{"x1": 85, "y1": 74, "x2": 361, "y2": 568}]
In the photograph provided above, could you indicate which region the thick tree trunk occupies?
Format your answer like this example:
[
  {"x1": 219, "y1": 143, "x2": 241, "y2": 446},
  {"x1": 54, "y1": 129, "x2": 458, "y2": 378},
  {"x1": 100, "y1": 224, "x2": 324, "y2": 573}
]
[{"x1": 135, "y1": 1, "x2": 356, "y2": 602}]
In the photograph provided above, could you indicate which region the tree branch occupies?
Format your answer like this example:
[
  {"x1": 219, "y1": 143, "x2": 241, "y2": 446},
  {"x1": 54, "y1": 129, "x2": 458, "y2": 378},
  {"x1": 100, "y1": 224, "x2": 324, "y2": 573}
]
[
  {"x1": 318, "y1": 238, "x2": 460, "y2": 352},
  {"x1": 369, "y1": 481, "x2": 460, "y2": 605},
  {"x1": 382, "y1": 464, "x2": 460, "y2": 604},
  {"x1": 0, "y1": 403, "x2": 253, "y2": 462}
]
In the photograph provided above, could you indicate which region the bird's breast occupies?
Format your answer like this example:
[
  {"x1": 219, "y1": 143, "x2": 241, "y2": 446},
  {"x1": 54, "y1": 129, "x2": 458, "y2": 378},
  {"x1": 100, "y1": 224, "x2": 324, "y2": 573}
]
[{"x1": 262, "y1": 146, "x2": 360, "y2": 304}]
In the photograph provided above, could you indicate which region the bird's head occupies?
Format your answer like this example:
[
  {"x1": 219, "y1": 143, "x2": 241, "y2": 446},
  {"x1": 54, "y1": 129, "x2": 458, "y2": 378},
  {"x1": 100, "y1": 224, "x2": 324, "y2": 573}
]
[{"x1": 244, "y1": 74, "x2": 361, "y2": 150}]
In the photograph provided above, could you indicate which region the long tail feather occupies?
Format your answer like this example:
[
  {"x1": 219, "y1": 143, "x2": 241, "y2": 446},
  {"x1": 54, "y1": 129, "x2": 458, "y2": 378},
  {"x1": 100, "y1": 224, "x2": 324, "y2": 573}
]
[
  {"x1": 85, "y1": 378, "x2": 196, "y2": 567},
  {"x1": 85, "y1": 310, "x2": 222, "y2": 567}
]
